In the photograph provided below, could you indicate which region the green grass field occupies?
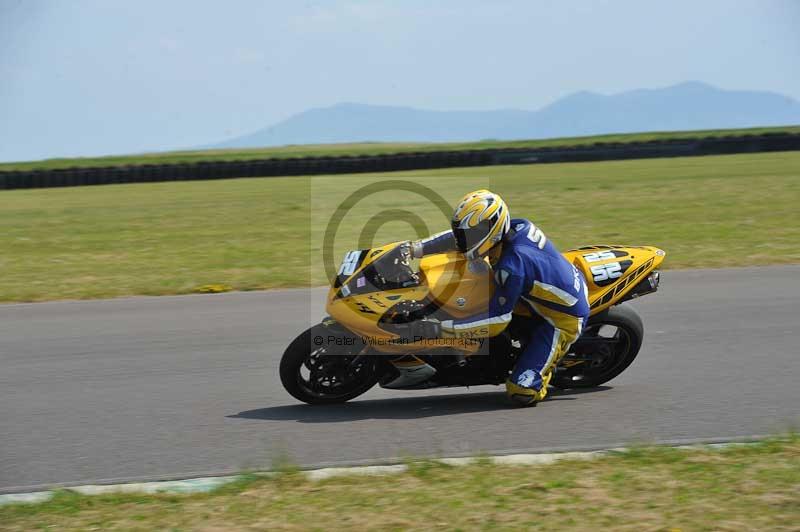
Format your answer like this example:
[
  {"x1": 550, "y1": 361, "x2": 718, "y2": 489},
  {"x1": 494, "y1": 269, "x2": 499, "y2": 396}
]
[
  {"x1": 1, "y1": 125, "x2": 798, "y2": 172},
  {"x1": 1, "y1": 151, "x2": 798, "y2": 302},
  {"x1": 1, "y1": 437, "x2": 797, "y2": 531}
]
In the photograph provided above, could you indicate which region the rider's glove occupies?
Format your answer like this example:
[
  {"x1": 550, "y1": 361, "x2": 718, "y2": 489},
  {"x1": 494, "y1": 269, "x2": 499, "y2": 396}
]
[
  {"x1": 408, "y1": 317, "x2": 442, "y2": 340},
  {"x1": 397, "y1": 241, "x2": 413, "y2": 264},
  {"x1": 379, "y1": 242, "x2": 419, "y2": 286},
  {"x1": 380, "y1": 241, "x2": 412, "y2": 269}
]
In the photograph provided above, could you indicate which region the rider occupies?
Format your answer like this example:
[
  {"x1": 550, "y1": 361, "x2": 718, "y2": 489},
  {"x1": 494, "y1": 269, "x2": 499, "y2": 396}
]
[{"x1": 404, "y1": 189, "x2": 590, "y2": 406}]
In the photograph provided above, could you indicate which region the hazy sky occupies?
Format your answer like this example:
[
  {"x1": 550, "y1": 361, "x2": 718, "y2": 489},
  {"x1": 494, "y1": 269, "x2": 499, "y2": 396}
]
[{"x1": 1, "y1": 0, "x2": 798, "y2": 162}]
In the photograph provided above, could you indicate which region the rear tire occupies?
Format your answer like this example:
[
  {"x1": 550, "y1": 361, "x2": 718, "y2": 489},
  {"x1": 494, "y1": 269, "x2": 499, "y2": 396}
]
[
  {"x1": 279, "y1": 324, "x2": 380, "y2": 405},
  {"x1": 552, "y1": 303, "x2": 643, "y2": 389}
]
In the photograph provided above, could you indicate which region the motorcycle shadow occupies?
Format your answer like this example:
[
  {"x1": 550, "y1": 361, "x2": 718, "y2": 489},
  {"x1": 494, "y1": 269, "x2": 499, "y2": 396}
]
[{"x1": 231, "y1": 386, "x2": 612, "y2": 423}]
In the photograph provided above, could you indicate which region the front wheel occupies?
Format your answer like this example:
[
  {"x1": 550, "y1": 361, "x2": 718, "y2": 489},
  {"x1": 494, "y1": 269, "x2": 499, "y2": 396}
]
[
  {"x1": 279, "y1": 324, "x2": 380, "y2": 404},
  {"x1": 552, "y1": 303, "x2": 644, "y2": 389}
]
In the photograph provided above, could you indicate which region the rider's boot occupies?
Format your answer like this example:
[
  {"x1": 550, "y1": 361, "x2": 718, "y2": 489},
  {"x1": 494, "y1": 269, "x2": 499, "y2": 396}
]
[{"x1": 505, "y1": 369, "x2": 552, "y2": 407}]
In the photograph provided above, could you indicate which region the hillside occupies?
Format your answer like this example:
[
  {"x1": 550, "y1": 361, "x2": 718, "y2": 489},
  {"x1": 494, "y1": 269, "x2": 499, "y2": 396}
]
[{"x1": 214, "y1": 82, "x2": 800, "y2": 148}]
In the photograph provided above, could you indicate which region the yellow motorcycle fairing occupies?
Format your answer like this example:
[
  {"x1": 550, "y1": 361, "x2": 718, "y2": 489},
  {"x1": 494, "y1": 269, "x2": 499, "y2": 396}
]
[
  {"x1": 327, "y1": 244, "x2": 425, "y2": 346},
  {"x1": 326, "y1": 242, "x2": 664, "y2": 354},
  {"x1": 327, "y1": 244, "x2": 494, "y2": 354},
  {"x1": 417, "y1": 252, "x2": 493, "y2": 319}
]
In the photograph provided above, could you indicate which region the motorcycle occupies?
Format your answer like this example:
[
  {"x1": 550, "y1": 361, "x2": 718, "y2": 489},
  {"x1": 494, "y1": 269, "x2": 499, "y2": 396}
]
[{"x1": 280, "y1": 241, "x2": 665, "y2": 404}]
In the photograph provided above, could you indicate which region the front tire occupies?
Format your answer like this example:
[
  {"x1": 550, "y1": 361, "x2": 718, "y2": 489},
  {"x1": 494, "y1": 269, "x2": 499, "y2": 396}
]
[
  {"x1": 279, "y1": 324, "x2": 379, "y2": 404},
  {"x1": 552, "y1": 303, "x2": 644, "y2": 389}
]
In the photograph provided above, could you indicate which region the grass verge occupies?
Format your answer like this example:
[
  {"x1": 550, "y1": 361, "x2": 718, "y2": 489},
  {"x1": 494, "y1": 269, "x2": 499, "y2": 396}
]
[
  {"x1": 1, "y1": 125, "x2": 798, "y2": 172},
  {"x1": 1, "y1": 151, "x2": 798, "y2": 302},
  {"x1": 1, "y1": 437, "x2": 798, "y2": 531}
]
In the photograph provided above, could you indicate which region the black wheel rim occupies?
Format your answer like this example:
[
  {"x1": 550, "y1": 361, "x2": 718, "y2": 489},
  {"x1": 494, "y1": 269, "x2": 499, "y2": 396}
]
[
  {"x1": 557, "y1": 322, "x2": 633, "y2": 384},
  {"x1": 295, "y1": 347, "x2": 375, "y2": 399}
]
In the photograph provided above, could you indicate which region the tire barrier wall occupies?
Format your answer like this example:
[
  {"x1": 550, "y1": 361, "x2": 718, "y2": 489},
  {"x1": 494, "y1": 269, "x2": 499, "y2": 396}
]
[{"x1": 2, "y1": 132, "x2": 799, "y2": 190}]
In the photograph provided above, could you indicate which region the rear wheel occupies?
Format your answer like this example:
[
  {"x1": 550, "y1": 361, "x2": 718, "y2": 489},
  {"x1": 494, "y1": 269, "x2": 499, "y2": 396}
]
[
  {"x1": 279, "y1": 324, "x2": 380, "y2": 404},
  {"x1": 552, "y1": 304, "x2": 643, "y2": 389}
]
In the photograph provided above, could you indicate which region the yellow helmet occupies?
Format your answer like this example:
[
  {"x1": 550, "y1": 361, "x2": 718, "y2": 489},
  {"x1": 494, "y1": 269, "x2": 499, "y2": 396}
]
[{"x1": 451, "y1": 189, "x2": 511, "y2": 259}]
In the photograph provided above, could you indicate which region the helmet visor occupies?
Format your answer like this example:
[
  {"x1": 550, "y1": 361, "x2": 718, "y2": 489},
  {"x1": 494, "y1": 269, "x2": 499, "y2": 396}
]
[{"x1": 452, "y1": 218, "x2": 496, "y2": 255}]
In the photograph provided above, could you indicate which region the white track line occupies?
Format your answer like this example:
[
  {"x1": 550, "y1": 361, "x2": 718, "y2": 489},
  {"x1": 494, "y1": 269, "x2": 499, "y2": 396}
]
[{"x1": 0, "y1": 441, "x2": 759, "y2": 506}]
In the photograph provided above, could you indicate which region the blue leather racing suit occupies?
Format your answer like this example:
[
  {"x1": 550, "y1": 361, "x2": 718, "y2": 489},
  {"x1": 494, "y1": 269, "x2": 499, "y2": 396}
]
[{"x1": 415, "y1": 218, "x2": 590, "y2": 394}]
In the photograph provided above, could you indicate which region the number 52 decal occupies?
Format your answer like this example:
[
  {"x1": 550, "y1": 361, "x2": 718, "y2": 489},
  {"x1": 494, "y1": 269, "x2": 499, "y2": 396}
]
[
  {"x1": 583, "y1": 251, "x2": 617, "y2": 262},
  {"x1": 590, "y1": 262, "x2": 622, "y2": 282},
  {"x1": 589, "y1": 259, "x2": 633, "y2": 285},
  {"x1": 582, "y1": 251, "x2": 632, "y2": 285},
  {"x1": 338, "y1": 250, "x2": 363, "y2": 276}
]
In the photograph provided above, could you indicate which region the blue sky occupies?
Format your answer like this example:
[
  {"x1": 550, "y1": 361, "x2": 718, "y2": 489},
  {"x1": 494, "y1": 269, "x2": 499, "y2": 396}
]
[{"x1": 1, "y1": 0, "x2": 798, "y2": 162}]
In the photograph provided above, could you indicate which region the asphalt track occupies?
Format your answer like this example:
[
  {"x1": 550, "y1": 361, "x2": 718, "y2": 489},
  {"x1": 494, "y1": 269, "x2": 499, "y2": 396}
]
[{"x1": 1, "y1": 266, "x2": 798, "y2": 493}]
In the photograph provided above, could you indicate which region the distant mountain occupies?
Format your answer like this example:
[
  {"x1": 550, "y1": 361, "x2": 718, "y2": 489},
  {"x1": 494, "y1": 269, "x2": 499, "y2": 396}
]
[{"x1": 212, "y1": 82, "x2": 800, "y2": 148}]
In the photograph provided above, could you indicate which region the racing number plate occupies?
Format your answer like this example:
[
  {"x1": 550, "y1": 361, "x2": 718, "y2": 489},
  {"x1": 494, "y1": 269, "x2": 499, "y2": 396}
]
[{"x1": 334, "y1": 249, "x2": 367, "y2": 288}]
